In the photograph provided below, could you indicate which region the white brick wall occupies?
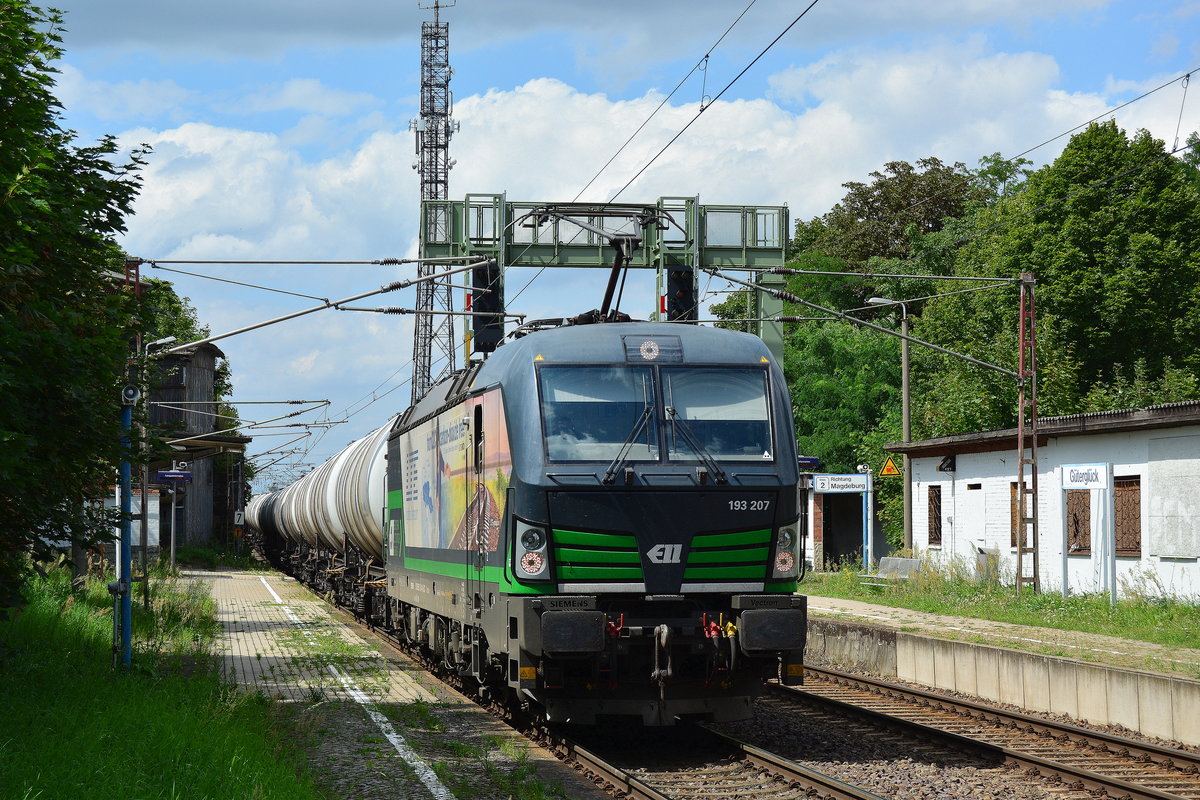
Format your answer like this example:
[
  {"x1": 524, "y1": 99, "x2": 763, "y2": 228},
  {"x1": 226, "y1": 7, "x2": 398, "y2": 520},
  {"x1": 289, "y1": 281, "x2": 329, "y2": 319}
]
[{"x1": 910, "y1": 424, "x2": 1200, "y2": 599}]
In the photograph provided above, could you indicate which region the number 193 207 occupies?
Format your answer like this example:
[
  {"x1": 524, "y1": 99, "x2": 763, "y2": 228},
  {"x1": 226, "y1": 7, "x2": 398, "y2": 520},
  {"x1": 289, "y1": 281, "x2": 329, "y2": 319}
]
[{"x1": 728, "y1": 499, "x2": 770, "y2": 511}]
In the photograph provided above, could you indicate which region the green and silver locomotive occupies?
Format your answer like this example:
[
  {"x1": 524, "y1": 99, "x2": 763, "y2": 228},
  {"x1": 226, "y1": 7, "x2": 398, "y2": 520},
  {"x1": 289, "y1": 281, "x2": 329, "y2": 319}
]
[{"x1": 248, "y1": 320, "x2": 807, "y2": 725}]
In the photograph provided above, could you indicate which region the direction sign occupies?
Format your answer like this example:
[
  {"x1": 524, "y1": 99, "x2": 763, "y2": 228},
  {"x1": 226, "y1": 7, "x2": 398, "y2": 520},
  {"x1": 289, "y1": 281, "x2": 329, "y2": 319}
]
[{"x1": 814, "y1": 473, "x2": 869, "y2": 493}]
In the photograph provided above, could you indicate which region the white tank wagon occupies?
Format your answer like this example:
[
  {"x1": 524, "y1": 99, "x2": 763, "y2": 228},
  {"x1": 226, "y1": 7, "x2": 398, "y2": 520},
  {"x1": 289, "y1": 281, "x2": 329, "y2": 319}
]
[
  {"x1": 245, "y1": 493, "x2": 269, "y2": 534},
  {"x1": 252, "y1": 419, "x2": 393, "y2": 561}
]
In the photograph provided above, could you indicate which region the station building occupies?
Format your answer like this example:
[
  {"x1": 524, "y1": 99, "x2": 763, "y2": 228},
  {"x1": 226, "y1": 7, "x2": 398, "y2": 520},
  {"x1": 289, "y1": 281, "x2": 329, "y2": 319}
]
[{"x1": 886, "y1": 402, "x2": 1200, "y2": 600}]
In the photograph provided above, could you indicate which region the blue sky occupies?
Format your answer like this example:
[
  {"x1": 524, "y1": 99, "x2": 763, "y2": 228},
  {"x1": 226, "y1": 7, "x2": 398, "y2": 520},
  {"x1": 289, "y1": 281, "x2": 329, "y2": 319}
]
[{"x1": 45, "y1": 0, "x2": 1200, "y2": 487}]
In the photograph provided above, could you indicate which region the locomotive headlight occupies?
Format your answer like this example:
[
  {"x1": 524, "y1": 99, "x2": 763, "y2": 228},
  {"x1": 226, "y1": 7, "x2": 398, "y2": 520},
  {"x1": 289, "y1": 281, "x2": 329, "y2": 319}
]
[
  {"x1": 520, "y1": 551, "x2": 546, "y2": 574},
  {"x1": 772, "y1": 524, "x2": 800, "y2": 579},
  {"x1": 520, "y1": 528, "x2": 545, "y2": 551},
  {"x1": 514, "y1": 519, "x2": 551, "y2": 581}
]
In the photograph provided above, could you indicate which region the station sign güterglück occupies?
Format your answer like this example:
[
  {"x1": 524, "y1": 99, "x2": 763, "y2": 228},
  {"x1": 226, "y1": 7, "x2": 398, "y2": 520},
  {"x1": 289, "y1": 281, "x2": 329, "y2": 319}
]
[{"x1": 1061, "y1": 462, "x2": 1108, "y2": 490}]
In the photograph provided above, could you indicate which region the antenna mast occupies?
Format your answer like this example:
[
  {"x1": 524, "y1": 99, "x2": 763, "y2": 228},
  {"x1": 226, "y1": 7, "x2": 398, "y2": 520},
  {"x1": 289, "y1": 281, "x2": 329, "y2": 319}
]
[{"x1": 410, "y1": 0, "x2": 458, "y2": 402}]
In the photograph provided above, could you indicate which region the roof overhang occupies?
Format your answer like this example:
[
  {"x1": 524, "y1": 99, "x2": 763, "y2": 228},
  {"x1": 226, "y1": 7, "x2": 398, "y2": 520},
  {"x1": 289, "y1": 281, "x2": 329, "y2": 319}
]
[{"x1": 885, "y1": 402, "x2": 1200, "y2": 458}]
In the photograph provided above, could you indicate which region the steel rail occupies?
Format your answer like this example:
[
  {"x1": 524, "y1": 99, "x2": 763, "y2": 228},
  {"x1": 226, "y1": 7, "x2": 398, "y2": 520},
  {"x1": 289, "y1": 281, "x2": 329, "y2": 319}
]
[
  {"x1": 549, "y1": 724, "x2": 886, "y2": 800},
  {"x1": 802, "y1": 665, "x2": 1200, "y2": 772},
  {"x1": 778, "y1": 665, "x2": 1200, "y2": 800},
  {"x1": 702, "y1": 726, "x2": 888, "y2": 800}
]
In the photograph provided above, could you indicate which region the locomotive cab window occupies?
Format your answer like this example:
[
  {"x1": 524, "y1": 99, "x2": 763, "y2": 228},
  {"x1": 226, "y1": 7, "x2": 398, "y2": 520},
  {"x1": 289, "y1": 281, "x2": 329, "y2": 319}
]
[
  {"x1": 663, "y1": 367, "x2": 772, "y2": 461},
  {"x1": 539, "y1": 365, "x2": 659, "y2": 462}
]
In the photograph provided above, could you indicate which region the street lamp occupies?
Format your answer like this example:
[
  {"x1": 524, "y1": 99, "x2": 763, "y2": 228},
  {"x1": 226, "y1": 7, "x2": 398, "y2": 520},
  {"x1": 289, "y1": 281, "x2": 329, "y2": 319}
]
[{"x1": 868, "y1": 297, "x2": 911, "y2": 551}]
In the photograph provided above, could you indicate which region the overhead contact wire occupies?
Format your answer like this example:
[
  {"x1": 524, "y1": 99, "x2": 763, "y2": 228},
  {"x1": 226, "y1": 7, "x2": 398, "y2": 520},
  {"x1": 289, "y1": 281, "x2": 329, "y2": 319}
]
[
  {"x1": 608, "y1": 0, "x2": 823, "y2": 204},
  {"x1": 570, "y1": 0, "x2": 759, "y2": 202}
]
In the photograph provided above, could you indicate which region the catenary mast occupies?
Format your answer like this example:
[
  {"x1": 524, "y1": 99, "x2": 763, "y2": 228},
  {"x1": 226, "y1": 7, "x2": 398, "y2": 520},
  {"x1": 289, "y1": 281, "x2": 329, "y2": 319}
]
[{"x1": 410, "y1": 0, "x2": 458, "y2": 403}]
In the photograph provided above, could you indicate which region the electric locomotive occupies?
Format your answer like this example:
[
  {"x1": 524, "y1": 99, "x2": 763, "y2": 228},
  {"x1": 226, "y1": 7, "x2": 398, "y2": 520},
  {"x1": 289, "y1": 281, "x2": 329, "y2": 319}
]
[{"x1": 249, "y1": 319, "x2": 807, "y2": 725}]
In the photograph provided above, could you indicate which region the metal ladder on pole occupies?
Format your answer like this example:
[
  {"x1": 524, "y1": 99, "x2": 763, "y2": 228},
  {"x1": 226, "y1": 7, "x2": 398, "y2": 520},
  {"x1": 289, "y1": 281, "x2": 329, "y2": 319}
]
[{"x1": 1015, "y1": 273, "x2": 1040, "y2": 594}]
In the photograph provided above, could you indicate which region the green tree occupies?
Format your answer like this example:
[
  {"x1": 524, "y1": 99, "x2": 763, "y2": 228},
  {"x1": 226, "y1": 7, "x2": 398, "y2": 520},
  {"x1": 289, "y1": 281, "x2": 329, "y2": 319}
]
[
  {"x1": 0, "y1": 1, "x2": 145, "y2": 606},
  {"x1": 785, "y1": 323, "x2": 900, "y2": 474},
  {"x1": 913, "y1": 121, "x2": 1200, "y2": 436},
  {"x1": 139, "y1": 278, "x2": 231, "y2": 398},
  {"x1": 792, "y1": 157, "x2": 985, "y2": 265},
  {"x1": 709, "y1": 287, "x2": 756, "y2": 333}
]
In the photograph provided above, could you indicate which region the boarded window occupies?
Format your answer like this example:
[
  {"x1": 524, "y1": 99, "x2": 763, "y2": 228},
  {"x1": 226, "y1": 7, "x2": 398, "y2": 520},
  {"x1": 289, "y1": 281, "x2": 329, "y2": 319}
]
[
  {"x1": 927, "y1": 485, "x2": 942, "y2": 546},
  {"x1": 1009, "y1": 482, "x2": 1029, "y2": 548},
  {"x1": 1115, "y1": 476, "x2": 1141, "y2": 557},
  {"x1": 1066, "y1": 489, "x2": 1091, "y2": 554}
]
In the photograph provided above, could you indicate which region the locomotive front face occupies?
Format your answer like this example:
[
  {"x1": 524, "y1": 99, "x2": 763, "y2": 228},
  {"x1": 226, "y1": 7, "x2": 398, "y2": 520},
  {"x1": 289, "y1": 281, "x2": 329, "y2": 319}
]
[{"x1": 499, "y1": 328, "x2": 807, "y2": 725}]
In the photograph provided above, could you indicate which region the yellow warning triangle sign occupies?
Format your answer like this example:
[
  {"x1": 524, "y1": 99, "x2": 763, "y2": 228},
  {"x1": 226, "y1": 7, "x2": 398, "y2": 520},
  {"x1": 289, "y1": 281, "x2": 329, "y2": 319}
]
[{"x1": 879, "y1": 455, "x2": 902, "y2": 477}]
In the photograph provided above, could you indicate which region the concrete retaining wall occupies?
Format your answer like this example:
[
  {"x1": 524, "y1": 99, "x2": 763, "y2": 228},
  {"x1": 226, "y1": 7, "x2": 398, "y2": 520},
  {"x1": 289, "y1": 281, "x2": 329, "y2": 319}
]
[{"x1": 806, "y1": 619, "x2": 1200, "y2": 746}]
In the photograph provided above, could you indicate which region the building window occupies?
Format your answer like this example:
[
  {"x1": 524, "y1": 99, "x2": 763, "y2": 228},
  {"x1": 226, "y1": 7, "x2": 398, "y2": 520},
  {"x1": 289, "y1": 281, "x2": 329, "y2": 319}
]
[
  {"x1": 1066, "y1": 489, "x2": 1091, "y2": 554},
  {"x1": 928, "y1": 485, "x2": 942, "y2": 546},
  {"x1": 1115, "y1": 475, "x2": 1141, "y2": 557}
]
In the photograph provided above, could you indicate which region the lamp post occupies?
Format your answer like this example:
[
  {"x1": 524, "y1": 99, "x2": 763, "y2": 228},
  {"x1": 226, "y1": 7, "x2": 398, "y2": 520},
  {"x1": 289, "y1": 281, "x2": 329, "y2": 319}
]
[{"x1": 868, "y1": 297, "x2": 911, "y2": 551}]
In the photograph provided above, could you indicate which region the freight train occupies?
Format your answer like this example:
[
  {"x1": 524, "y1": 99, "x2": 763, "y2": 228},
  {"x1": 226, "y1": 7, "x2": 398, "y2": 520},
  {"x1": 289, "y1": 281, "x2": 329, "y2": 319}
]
[{"x1": 247, "y1": 319, "x2": 807, "y2": 725}]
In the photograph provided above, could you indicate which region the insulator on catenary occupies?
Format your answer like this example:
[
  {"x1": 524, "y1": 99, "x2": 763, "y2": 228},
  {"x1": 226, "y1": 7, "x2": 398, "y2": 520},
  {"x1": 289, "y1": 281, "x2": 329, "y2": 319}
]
[{"x1": 374, "y1": 258, "x2": 403, "y2": 265}]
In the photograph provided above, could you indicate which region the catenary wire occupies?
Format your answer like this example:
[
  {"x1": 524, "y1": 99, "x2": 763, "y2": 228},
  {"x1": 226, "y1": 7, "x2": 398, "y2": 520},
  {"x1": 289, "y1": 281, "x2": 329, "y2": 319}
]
[
  {"x1": 607, "y1": 0, "x2": 823, "y2": 205},
  {"x1": 150, "y1": 263, "x2": 330, "y2": 302},
  {"x1": 510, "y1": 0, "x2": 819, "y2": 307},
  {"x1": 570, "y1": 0, "x2": 759, "y2": 202},
  {"x1": 813, "y1": 66, "x2": 1200, "y2": 256}
]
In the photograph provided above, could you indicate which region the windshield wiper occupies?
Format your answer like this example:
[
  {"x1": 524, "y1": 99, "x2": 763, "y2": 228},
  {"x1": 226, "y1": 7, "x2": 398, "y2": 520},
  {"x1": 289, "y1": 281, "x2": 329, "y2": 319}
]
[
  {"x1": 665, "y1": 380, "x2": 728, "y2": 485},
  {"x1": 603, "y1": 376, "x2": 654, "y2": 485},
  {"x1": 665, "y1": 407, "x2": 728, "y2": 484}
]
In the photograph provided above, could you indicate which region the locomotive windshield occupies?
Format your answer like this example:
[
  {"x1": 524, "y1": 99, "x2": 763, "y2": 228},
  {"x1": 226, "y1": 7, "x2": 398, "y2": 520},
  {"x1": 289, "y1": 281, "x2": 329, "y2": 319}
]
[
  {"x1": 663, "y1": 367, "x2": 773, "y2": 462},
  {"x1": 539, "y1": 364, "x2": 772, "y2": 463},
  {"x1": 541, "y1": 366, "x2": 659, "y2": 461}
]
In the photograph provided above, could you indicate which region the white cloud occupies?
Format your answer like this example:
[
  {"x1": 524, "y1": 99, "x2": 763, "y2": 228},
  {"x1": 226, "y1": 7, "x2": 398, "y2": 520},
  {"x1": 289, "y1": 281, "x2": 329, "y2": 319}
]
[
  {"x1": 115, "y1": 37, "x2": 1194, "y2": 467},
  {"x1": 55, "y1": 64, "x2": 194, "y2": 122},
  {"x1": 235, "y1": 79, "x2": 378, "y2": 116}
]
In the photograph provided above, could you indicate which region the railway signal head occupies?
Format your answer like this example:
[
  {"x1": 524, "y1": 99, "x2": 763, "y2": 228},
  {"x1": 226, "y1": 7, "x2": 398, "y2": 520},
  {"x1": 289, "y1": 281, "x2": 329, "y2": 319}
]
[{"x1": 666, "y1": 268, "x2": 697, "y2": 322}]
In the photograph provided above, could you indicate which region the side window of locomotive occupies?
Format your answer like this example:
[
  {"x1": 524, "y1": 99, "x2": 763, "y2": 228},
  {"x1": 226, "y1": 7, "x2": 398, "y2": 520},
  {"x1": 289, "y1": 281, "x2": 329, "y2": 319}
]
[
  {"x1": 663, "y1": 367, "x2": 773, "y2": 461},
  {"x1": 473, "y1": 403, "x2": 484, "y2": 473},
  {"x1": 539, "y1": 365, "x2": 659, "y2": 461}
]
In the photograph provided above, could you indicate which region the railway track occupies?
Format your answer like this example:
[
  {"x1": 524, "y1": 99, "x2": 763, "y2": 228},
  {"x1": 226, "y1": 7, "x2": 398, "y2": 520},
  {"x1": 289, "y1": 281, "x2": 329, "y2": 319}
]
[
  {"x1": 778, "y1": 665, "x2": 1200, "y2": 800},
  {"x1": 316, "y1": 582, "x2": 1200, "y2": 800},
  {"x1": 545, "y1": 724, "x2": 887, "y2": 800},
  {"x1": 333, "y1": 602, "x2": 887, "y2": 799}
]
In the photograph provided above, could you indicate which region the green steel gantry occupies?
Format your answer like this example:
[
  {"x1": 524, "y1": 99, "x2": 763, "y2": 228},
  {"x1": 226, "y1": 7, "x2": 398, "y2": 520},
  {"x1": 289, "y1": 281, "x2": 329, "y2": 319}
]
[{"x1": 418, "y1": 194, "x2": 791, "y2": 360}]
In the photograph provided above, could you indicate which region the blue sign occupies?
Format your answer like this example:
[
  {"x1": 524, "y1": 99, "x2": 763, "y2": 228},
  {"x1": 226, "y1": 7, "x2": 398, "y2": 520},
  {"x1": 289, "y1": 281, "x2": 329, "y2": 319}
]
[
  {"x1": 797, "y1": 456, "x2": 821, "y2": 470},
  {"x1": 157, "y1": 471, "x2": 192, "y2": 482}
]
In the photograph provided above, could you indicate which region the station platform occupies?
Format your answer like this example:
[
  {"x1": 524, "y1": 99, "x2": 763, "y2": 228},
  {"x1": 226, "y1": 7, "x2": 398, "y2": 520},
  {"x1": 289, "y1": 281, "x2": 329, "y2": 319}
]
[
  {"x1": 188, "y1": 568, "x2": 609, "y2": 800},
  {"x1": 803, "y1": 592, "x2": 1200, "y2": 747}
]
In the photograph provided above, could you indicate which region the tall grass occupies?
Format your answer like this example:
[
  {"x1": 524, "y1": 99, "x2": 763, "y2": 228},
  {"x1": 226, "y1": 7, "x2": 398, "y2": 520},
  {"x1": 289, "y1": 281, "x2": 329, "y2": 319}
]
[
  {"x1": 803, "y1": 558, "x2": 1200, "y2": 650},
  {"x1": 0, "y1": 564, "x2": 319, "y2": 800}
]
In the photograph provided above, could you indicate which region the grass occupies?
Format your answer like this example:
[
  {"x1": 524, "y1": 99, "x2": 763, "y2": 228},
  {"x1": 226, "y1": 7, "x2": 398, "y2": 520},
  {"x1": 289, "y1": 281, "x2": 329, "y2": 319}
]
[
  {"x1": 170, "y1": 543, "x2": 262, "y2": 572},
  {"x1": 428, "y1": 733, "x2": 568, "y2": 800},
  {"x1": 0, "y1": 563, "x2": 321, "y2": 800},
  {"x1": 381, "y1": 701, "x2": 567, "y2": 800},
  {"x1": 801, "y1": 558, "x2": 1200, "y2": 651}
]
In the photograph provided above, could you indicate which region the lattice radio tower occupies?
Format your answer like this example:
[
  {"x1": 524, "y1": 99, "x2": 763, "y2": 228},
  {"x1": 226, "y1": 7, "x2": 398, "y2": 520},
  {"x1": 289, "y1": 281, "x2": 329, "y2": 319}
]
[{"x1": 409, "y1": 0, "x2": 458, "y2": 403}]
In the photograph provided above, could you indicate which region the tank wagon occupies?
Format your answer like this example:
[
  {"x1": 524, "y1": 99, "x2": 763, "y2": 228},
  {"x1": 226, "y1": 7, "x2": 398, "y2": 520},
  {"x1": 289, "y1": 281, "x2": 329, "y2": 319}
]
[{"x1": 248, "y1": 320, "x2": 807, "y2": 725}]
